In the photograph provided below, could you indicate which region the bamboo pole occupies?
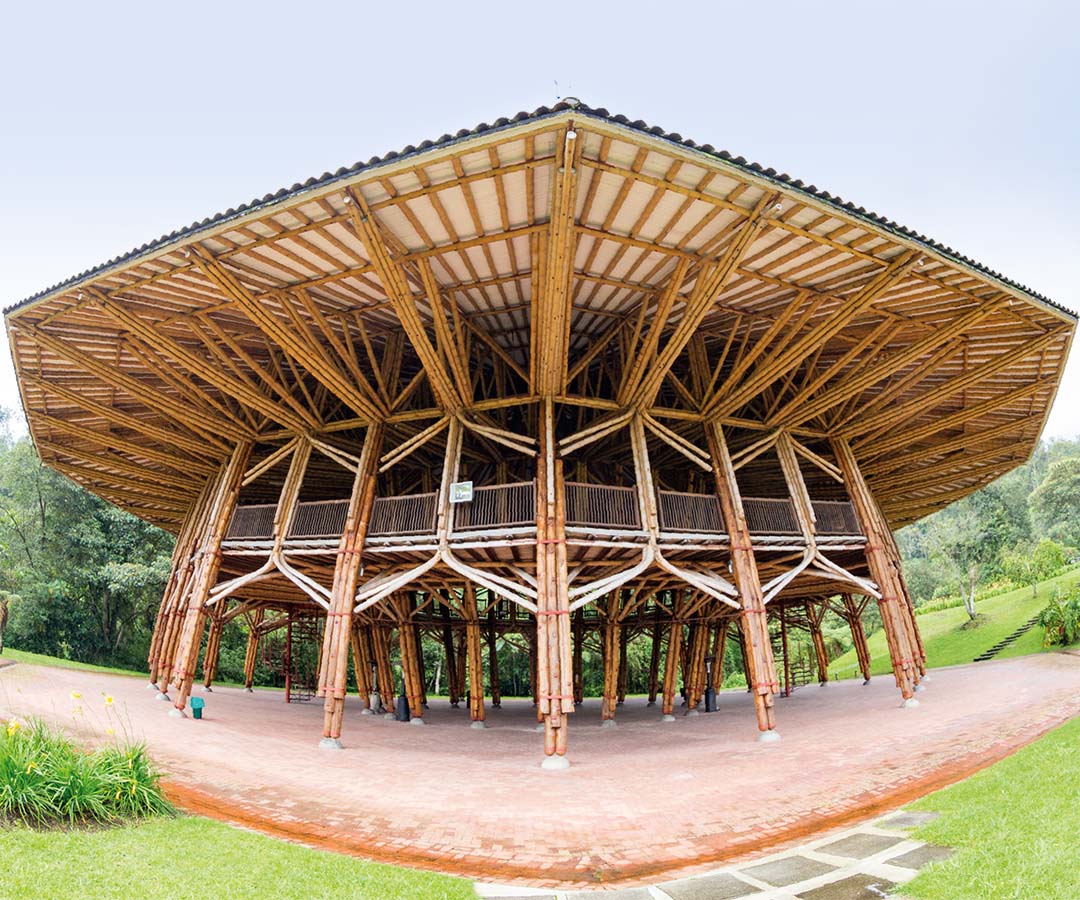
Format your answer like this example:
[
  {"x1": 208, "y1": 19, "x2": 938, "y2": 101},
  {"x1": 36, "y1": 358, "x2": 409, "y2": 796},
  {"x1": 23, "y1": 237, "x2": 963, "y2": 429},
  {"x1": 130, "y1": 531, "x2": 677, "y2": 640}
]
[
  {"x1": 707, "y1": 422, "x2": 780, "y2": 740},
  {"x1": 349, "y1": 623, "x2": 372, "y2": 711},
  {"x1": 487, "y1": 605, "x2": 501, "y2": 708},
  {"x1": 463, "y1": 583, "x2": 485, "y2": 725},
  {"x1": 647, "y1": 609, "x2": 662, "y2": 706},
  {"x1": 572, "y1": 609, "x2": 585, "y2": 705},
  {"x1": 832, "y1": 438, "x2": 918, "y2": 703},
  {"x1": 242, "y1": 609, "x2": 264, "y2": 691},
  {"x1": 201, "y1": 612, "x2": 224, "y2": 690},
  {"x1": 319, "y1": 423, "x2": 384, "y2": 745},
  {"x1": 807, "y1": 602, "x2": 830, "y2": 685},
  {"x1": 842, "y1": 594, "x2": 873, "y2": 684},
  {"x1": 440, "y1": 600, "x2": 460, "y2": 708},
  {"x1": 372, "y1": 625, "x2": 396, "y2": 713},
  {"x1": 660, "y1": 617, "x2": 682, "y2": 720},
  {"x1": 170, "y1": 441, "x2": 253, "y2": 714}
]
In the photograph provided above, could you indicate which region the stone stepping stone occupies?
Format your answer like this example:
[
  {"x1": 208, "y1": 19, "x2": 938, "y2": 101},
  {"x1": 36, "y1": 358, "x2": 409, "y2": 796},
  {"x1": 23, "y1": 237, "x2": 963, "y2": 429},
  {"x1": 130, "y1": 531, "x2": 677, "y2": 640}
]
[
  {"x1": 887, "y1": 844, "x2": 954, "y2": 869},
  {"x1": 658, "y1": 871, "x2": 761, "y2": 899},
  {"x1": 795, "y1": 874, "x2": 896, "y2": 899},
  {"x1": 740, "y1": 855, "x2": 838, "y2": 886},
  {"x1": 880, "y1": 810, "x2": 939, "y2": 830},
  {"x1": 817, "y1": 832, "x2": 906, "y2": 859}
]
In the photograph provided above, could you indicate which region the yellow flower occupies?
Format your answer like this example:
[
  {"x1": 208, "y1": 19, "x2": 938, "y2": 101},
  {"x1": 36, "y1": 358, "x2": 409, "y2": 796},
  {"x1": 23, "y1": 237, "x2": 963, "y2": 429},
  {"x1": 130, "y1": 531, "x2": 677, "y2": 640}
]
[
  {"x1": 104, "y1": 695, "x2": 114, "y2": 706},
  {"x1": 25, "y1": 761, "x2": 36, "y2": 774},
  {"x1": 70, "y1": 691, "x2": 82, "y2": 700},
  {"x1": 5, "y1": 720, "x2": 20, "y2": 737},
  {"x1": 105, "y1": 727, "x2": 115, "y2": 736}
]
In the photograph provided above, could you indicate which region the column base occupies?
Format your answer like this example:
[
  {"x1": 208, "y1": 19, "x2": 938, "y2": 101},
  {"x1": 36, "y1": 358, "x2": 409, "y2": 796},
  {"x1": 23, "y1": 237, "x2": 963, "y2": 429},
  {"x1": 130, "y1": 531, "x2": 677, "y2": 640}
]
[
  {"x1": 661, "y1": 714, "x2": 676, "y2": 723},
  {"x1": 202, "y1": 685, "x2": 213, "y2": 692},
  {"x1": 757, "y1": 729, "x2": 781, "y2": 743},
  {"x1": 470, "y1": 720, "x2": 487, "y2": 730},
  {"x1": 408, "y1": 717, "x2": 426, "y2": 726},
  {"x1": 540, "y1": 755, "x2": 570, "y2": 771},
  {"x1": 245, "y1": 687, "x2": 253, "y2": 693},
  {"x1": 600, "y1": 719, "x2": 617, "y2": 729},
  {"x1": 167, "y1": 707, "x2": 186, "y2": 719},
  {"x1": 319, "y1": 737, "x2": 343, "y2": 750},
  {"x1": 383, "y1": 712, "x2": 397, "y2": 720},
  {"x1": 862, "y1": 678, "x2": 871, "y2": 685},
  {"x1": 146, "y1": 682, "x2": 157, "y2": 690},
  {"x1": 154, "y1": 692, "x2": 170, "y2": 702},
  {"x1": 901, "y1": 697, "x2": 920, "y2": 709},
  {"x1": 359, "y1": 708, "x2": 374, "y2": 716},
  {"x1": 647, "y1": 699, "x2": 656, "y2": 706},
  {"x1": 535, "y1": 723, "x2": 545, "y2": 733},
  {"x1": 685, "y1": 708, "x2": 700, "y2": 718}
]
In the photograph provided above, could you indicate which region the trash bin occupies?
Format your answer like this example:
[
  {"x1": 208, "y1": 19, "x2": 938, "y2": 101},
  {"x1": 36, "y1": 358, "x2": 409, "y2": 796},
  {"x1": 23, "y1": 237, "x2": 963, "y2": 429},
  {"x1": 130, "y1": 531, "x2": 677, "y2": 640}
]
[{"x1": 190, "y1": 696, "x2": 205, "y2": 720}]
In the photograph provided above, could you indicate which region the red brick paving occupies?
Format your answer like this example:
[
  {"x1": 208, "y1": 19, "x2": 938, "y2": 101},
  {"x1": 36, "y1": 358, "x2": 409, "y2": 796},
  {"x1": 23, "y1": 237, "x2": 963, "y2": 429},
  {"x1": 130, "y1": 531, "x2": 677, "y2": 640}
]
[{"x1": 2, "y1": 654, "x2": 1079, "y2": 889}]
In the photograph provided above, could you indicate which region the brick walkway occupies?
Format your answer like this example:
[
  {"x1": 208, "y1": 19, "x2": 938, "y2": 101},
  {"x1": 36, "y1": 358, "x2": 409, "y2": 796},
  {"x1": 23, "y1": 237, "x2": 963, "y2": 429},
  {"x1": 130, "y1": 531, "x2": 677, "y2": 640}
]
[{"x1": 2, "y1": 654, "x2": 1078, "y2": 889}]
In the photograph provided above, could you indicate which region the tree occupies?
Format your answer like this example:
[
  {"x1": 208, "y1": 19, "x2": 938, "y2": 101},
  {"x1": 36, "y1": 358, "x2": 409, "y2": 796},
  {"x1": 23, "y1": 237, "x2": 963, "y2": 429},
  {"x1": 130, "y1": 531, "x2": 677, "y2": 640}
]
[
  {"x1": 1002, "y1": 539, "x2": 1067, "y2": 599},
  {"x1": 1031, "y1": 458, "x2": 1080, "y2": 548}
]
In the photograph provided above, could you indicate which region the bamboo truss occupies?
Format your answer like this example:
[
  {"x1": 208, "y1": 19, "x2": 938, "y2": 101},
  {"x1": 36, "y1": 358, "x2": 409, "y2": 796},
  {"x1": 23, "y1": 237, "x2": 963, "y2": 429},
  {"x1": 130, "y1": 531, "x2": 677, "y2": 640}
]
[{"x1": 5, "y1": 103, "x2": 1074, "y2": 760}]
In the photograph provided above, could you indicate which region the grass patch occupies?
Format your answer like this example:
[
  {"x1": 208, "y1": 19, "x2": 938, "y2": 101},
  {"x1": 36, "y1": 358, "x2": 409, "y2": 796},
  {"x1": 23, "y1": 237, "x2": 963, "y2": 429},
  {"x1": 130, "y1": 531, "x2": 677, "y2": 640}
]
[
  {"x1": 902, "y1": 715, "x2": 1080, "y2": 899},
  {"x1": 0, "y1": 815, "x2": 474, "y2": 900},
  {"x1": 829, "y1": 567, "x2": 1080, "y2": 678},
  {"x1": 0, "y1": 719, "x2": 172, "y2": 826},
  {"x1": 0, "y1": 648, "x2": 144, "y2": 679}
]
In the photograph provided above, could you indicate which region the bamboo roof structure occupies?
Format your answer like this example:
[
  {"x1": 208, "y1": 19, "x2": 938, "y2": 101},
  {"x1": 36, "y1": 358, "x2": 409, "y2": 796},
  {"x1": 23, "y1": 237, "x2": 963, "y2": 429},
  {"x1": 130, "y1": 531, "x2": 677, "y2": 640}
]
[{"x1": 7, "y1": 101, "x2": 1073, "y2": 536}]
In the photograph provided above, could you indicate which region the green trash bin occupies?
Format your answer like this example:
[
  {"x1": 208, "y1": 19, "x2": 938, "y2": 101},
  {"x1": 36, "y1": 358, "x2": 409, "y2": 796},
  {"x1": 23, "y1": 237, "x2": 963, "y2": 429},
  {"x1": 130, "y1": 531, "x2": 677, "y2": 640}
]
[{"x1": 190, "y1": 696, "x2": 205, "y2": 720}]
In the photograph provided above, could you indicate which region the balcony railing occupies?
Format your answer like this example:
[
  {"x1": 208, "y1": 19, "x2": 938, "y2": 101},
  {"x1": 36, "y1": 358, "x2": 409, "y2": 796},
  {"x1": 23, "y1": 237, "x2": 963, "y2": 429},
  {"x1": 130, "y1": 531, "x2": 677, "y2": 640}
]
[
  {"x1": 368, "y1": 492, "x2": 438, "y2": 537},
  {"x1": 564, "y1": 482, "x2": 642, "y2": 530},
  {"x1": 812, "y1": 500, "x2": 861, "y2": 535},
  {"x1": 454, "y1": 481, "x2": 536, "y2": 531},
  {"x1": 743, "y1": 498, "x2": 800, "y2": 535},
  {"x1": 289, "y1": 499, "x2": 350, "y2": 539},
  {"x1": 657, "y1": 490, "x2": 724, "y2": 533},
  {"x1": 226, "y1": 503, "x2": 276, "y2": 540},
  {"x1": 225, "y1": 490, "x2": 861, "y2": 543}
]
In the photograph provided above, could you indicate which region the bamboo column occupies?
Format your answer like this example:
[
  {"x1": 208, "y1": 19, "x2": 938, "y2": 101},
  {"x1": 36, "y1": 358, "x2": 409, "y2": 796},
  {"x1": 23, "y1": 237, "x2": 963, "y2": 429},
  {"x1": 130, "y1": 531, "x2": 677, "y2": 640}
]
[
  {"x1": 201, "y1": 612, "x2": 224, "y2": 690},
  {"x1": 170, "y1": 441, "x2": 253, "y2": 715},
  {"x1": 685, "y1": 619, "x2": 709, "y2": 712},
  {"x1": 806, "y1": 601, "x2": 830, "y2": 685},
  {"x1": 707, "y1": 422, "x2": 780, "y2": 740},
  {"x1": 600, "y1": 597, "x2": 620, "y2": 724},
  {"x1": 617, "y1": 624, "x2": 629, "y2": 706},
  {"x1": 319, "y1": 423, "x2": 384, "y2": 746},
  {"x1": 842, "y1": 593, "x2": 873, "y2": 683},
  {"x1": 148, "y1": 476, "x2": 214, "y2": 686},
  {"x1": 372, "y1": 624, "x2": 396, "y2": 713},
  {"x1": 350, "y1": 623, "x2": 372, "y2": 713},
  {"x1": 535, "y1": 397, "x2": 573, "y2": 767},
  {"x1": 647, "y1": 610, "x2": 662, "y2": 706},
  {"x1": 455, "y1": 629, "x2": 468, "y2": 708},
  {"x1": 463, "y1": 583, "x2": 486, "y2": 727},
  {"x1": 395, "y1": 595, "x2": 425, "y2": 722},
  {"x1": 487, "y1": 605, "x2": 501, "y2": 708},
  {"x1": 572, "y1": 609, "x2": 585, "y2": 705},
  {"x1": 660, "y1": 617, "x2": 683, "y2": 721},
  {"x1": 243, "y1": 609, "x2": 264, "y2": 690},
  {"x1": 440, "y1": 600, "x2": 460, "y2": 708},
  {"x1": 832, "y1": 437, "x2": 919, "y2": 704}
]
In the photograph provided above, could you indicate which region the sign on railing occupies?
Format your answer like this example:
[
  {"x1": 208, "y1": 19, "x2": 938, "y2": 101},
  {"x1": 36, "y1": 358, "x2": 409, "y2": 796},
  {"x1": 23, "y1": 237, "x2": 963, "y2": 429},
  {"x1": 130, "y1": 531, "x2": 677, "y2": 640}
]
[{"x1": 454, "y1": 481, "x2": 535, "y2": 531}]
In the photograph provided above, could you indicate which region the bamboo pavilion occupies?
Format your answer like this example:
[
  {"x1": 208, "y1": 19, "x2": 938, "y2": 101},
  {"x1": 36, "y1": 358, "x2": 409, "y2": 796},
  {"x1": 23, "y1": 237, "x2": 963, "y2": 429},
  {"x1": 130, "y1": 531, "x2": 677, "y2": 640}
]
[{"x1": 6, "y1": 101, "x2": 1075, "y2": 768}]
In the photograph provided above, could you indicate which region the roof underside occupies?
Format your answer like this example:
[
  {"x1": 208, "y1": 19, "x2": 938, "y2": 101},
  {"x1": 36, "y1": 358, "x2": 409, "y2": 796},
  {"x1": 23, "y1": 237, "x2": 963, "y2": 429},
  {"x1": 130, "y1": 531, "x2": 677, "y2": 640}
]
[{"x1": 6, "y1": 104, "x2": 1075, "y2": 532}]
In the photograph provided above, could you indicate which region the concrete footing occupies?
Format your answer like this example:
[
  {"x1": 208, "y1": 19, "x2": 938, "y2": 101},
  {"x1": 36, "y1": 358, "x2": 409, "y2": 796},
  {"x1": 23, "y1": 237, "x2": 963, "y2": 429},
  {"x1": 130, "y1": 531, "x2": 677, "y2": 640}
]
[
  {"x1": 319, "y1": 737, "x2": 343, "y2": 750},
  {"x1": 661, "y1": 714, "x2": 676, "y2": 723},
  {"x1": 757, "y1": 729, "x2": 781, "y2": 743},
  {"x1": 540, "y1": 755, "x2": 570, "y2": 771},
  {"x1": 167, "y1": 707, "x2": 186, "y2": 719},
  {"x1": 902, "y1": 697, "x2": 921, "y2": 709},
  {"x1": 408, "y1": 717, "x2": 426, "y2": 726},
  {"x1": 154, "y1": 692, "x2": 170, "y2": 702},
  {"x1": 470, "y1": 720, "x2": 487, "y2": 730},
  {"x1": 685, "y1": 708, "x2": 700, "y2": 717},
  {"x1": 600, "y1": 718, "x2": 617, "y2": 729}
]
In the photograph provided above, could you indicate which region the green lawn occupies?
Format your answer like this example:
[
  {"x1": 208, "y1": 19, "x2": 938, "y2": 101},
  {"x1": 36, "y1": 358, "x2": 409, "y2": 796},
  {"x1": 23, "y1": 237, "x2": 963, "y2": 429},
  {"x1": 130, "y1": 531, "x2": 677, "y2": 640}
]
[
  {"x1": 0, "y1": 815, "x2": 473, "y2": 900},
  {"x1": 828, "y1": 567, "x2": 1080, "y2": 679},
  {"x1": 902, "y1": 714, "x2": 1080, "y2": 900},
  {"x1": 0, "y1": 648, "x2": 146, "y2": 679}
]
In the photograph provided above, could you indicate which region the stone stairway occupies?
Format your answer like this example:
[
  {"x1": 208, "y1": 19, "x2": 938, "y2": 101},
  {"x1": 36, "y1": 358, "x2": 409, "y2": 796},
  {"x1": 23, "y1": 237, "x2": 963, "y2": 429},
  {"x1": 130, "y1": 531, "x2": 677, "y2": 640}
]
[{"x1": 973, "y1": 614, "x2": 1042, "y2": 662}]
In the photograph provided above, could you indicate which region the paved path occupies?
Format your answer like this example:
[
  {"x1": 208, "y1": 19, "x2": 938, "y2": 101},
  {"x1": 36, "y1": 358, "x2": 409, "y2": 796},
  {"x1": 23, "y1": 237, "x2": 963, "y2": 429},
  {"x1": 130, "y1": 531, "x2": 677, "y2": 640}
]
[
  {"x1": 477, "y1": 811, "x2": 951, "y2": 898},
  {"x1": 2, "y1": 653, "x2": 1077, "y2": 889}
]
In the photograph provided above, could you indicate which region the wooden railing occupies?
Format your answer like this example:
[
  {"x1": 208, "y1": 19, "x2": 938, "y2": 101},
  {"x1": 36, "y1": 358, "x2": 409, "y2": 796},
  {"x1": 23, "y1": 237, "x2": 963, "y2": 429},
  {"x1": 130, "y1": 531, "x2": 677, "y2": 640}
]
[
  {"x1": 657, "y1": 490, "x2": 724, "y2": 533},
  {"x1": 289, "y1": 499, "x2": 350, "y2": 539},
  {"x1": 454, "y1": 481, "x2": 536, "y2": 531},
  {"x1": 743, "y1": 498, "x2": 800, "y2": 535},
  {"x1": 225, "y1": 491, "x2": 861, "y2": 542},
  {"x1": 226, "y1": 503, "x2": 276, "y2": 540},
  {"x1": 368, "y1": 492, "x2": 438, "y2": 536},
  {"x1": 812, "y1": 500, "x2": 861, "y2": 535},
  {"x1": 565, "y1": 482, "x2": 642, "y2": 530}
]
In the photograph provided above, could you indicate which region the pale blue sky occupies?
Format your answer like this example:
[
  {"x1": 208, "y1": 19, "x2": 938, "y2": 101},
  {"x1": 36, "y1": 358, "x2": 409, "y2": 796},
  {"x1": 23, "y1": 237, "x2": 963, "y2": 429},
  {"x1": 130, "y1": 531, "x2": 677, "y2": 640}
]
[{"x1": 2, "y1": 0, "x2": 1077, "y2": 437}]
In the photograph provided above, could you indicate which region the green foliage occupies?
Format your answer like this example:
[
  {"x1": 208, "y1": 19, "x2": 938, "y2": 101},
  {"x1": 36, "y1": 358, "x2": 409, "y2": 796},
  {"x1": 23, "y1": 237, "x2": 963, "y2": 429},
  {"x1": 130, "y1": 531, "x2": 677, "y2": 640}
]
[
  {"x1": 0, "y1": 718, "x2": 172, "y2": 826},
  {"x1": 1031, "y1": 457, "x2": 1080, "y2": 547},
  {"x1": 1037, "y1": 584, "x2": 1080, "y2": 647},
  {"x1": 1002, "y1": 538, "x2": 1067, "y2": 598}
]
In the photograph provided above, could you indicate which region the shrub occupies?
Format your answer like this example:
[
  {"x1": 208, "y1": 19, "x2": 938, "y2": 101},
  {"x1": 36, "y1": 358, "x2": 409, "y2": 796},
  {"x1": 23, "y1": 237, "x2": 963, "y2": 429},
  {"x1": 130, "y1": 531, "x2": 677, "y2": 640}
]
[
  {"x1": 1037, "y1": 585, "x2": 1080, "y2": 647},
  {"x1": 0, "y1": 719, "x2": 172, "y2": 826}
]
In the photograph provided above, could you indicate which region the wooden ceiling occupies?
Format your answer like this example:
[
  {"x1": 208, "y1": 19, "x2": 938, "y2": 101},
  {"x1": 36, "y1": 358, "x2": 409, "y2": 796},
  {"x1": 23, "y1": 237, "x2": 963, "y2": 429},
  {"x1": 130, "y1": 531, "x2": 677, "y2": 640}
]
[{"x1": 6, "y1": 104, "x2": 1074, "y2": 532}]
